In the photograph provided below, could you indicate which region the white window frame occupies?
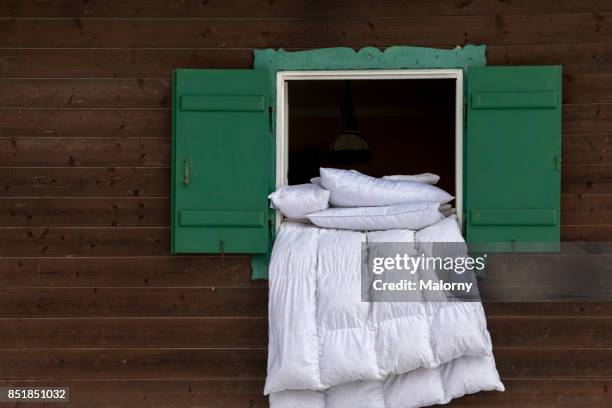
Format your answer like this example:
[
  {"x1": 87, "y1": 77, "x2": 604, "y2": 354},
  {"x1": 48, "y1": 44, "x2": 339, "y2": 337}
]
[{"x1": 276, "y1": 69, "x2": 464, "y2": 230}]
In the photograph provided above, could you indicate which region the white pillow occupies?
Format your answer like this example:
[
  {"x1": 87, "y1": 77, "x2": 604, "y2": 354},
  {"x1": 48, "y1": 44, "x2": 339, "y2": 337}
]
[
  {"x1": 415, "y1": 215, "x2": 464, "y2": 243},
  {"x1": 320, "y1": 168, "x2": 453, "y2": 207},
  {"x1": 383, "y1": 173, "x2": 440, "y2": 185},
  {"x1": 306, "y1": 202, "x2": 443, "y2": 231},
  {"x1": 268, "y1": 184, "x2": 330, "y2": 219}
]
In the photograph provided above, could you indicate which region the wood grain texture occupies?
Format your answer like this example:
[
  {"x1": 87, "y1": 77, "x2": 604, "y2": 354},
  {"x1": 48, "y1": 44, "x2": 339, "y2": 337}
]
[
  {"x1": 0, "y1": 348, "x2": 268, "y2": 380},
  {"x1": 0, "y1": 317, "x2": 268, "y2": 348},
  {"x1": 0, "y1": 347, "x2": 611, "y2": 380},
  {"x1": 0, "y1": 256, "x2": 263, "y2": 287},
  {"x1": 2, "y1": 0, "x2": 611, "y2": 18},
  {"x1": 0, "y1": 227, "x2": 171, "y2": 256},
  {"x1": 0, "y1": 379, "x2": 610, "y2": 408},
  {"x1": 484, "y1": 302, "x2": 612, "y2": 317},
  {"x1": 487, "y1": 317, "x2": 612, "y2": 348},
  {"x1": 0, "y1": 15, "x2": 611, "y2": 49},
  {"x1": 0, "y1": 109, "x2": 170, "y2": 138},
  {"x1": 0, "y1": 379, "x2": 269, "y2": 408},
  {"x1": 0, "y1": 79, "x2": 171, "y2": 109},
  {"x1": 0, "y1": 138, "x2": 171, "y2": 167},
  {"x1": 563, "y1": 134, "x2": 612, "y2": 165},
  {"x1": 0, "y1": 49, "x2": 254, "y2": 78},
  {"x1": 0, "y1": 167, "x2": 169, "y2": 197},
  {"x1": 0, "y1": 197, "x2": 170, "y2": 227},
  {"x1": 1, "y1": 44, "x2": 612, "y2": 79},
  {"x1": 0, "y1": 287, "x2": 268, "y2": 318},
  {"x1": 1, "y1": 316, "x2": 608, "y2": 349},
  {"x1": 454, "y1": 379, "x2": 612, "y2": 407}
]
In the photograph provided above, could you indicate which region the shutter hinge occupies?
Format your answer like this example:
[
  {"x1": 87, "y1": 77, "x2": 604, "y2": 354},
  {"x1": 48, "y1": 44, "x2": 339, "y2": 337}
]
[
  {"x1": 554, "y1": 155, "x2": 561, "y2": 171},
  {"x1": 268, "y1": 106, "x2": 274, "y2": 132},
  {"x1": 463, "y1": 103, "x2": 467, "y2": 126}
]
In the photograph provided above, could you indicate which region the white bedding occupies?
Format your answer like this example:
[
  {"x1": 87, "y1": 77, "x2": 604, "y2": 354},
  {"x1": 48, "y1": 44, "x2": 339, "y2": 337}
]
[{"x1": 265, "y1": 220, "x2": 504, "y2": 408}]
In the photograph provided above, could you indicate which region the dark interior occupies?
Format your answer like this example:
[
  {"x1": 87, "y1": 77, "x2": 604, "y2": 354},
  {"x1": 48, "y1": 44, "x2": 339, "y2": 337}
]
[{"x1": 287, "y1": 79, "x2": 457, "y2": 195}]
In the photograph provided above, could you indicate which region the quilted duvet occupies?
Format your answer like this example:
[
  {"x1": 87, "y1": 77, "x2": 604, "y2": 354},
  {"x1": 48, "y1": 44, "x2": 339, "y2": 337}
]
[{"x1": 265, "y1": 219, "x2": 504, "y2": 407}]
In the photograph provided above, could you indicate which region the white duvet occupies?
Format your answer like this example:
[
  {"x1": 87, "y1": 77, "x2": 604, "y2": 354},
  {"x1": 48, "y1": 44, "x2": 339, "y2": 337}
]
[{"x1": 265, "y1": 218, "x2": 504, "y2": 408}]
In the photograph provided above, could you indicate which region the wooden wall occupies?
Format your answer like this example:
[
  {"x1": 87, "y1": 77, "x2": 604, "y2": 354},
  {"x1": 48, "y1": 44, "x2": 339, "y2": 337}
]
[{"x1": 0, "y1": 1, "x2": 611, "y2": 407}]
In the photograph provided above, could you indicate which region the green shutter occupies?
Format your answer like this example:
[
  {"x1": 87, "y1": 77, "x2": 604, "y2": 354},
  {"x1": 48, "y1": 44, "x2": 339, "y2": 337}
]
[
  {"x1": 465, "y1": 66, "x2": 562, "y2": 249},
  {"x1": 172, "y1": 69, "x2": 272, "y2": 254}
]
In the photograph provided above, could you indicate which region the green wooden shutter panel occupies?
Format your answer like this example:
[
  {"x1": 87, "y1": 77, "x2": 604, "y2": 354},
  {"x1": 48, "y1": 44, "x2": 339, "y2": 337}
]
[
  {"x1": 172, "y1": 69, "x2": 271, "y2": 254},
  {"x1": 465, "y1": 66, "x2": 562, "y2": 246}
]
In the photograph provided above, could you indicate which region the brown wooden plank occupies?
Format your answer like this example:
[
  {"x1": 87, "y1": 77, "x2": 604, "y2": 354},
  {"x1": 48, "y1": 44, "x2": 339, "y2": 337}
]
[
  {"x1": 0, "y1": 79, "x2": 170, "y2": 109},
  {"x1": 0, "y1": 347, "x2": 611, "y2": 380},
  {"x1": 0, "y1": 287, "x2": 268, "y2": 317},
  {"x1": 485, "y1": 302, "x2": 612, "y2": 317},
  {"x1": 1, "y1": 316, "x2": 608, "y2": 349},
  {"x1": 0, "y1": 109, "x2": 170, "y2": 138},
  {"x1": 0, "y1": 167, "x2": 169, "y2": 197},
  {"x1": 0, "y1": 138, "x2": 171, "y2": 167},
  {"x1": 0, "y1": 256, "x2": 263, "y2": 287},
  {"x1": 0, "y1": 15, "x2": 611, "y2": 49},
  {"x1": 0, "y1": 227, "x2": 171, "y2": 256},
  {"x1": 563, "y1": 103, "x2": 612, "y2": 134},
  {"x1": 468, "y1": 255, "x2": 612, "y2": 298},
  {"x1": 487, "y1": 317, "x2": 612, "y2": 348},
  {"x1": 480, "y1": 253, "x2": 612, "y2": 297},
  {"x1": 0, "y1": 378, "x2": 610, "y2": 408},
  {"x1": 564, "y1": 73, "x2": 612, "y2": 104},
  {"x1": 0, "y1": 49, "x2": 253, "y2": 78},
  {"x1": 454, "y1": 379, "x2": 612, "y2": 407},
  {"x1": 0, "y1": 198, "x2": 169, "y2": 227},
  {"x1": 495, "y1": 348, "x2": 612, "y2": 379},
  {"x1": 562, "y1": 164, "x2": 612, "y2": 194},
  {"x1": 0, "y1": 379, "x2": 268, "y2": 408},
  {"x1": 0, "y1": 317, "x2": 267, "y2": 348},
  {"x1": 1, "y1": 44, "x2": 612, "y2": 79},
  {"x1": 563, "y1": 225, "x2": 612, "y2": 241},
  {"x1": 562, "y1": 194, "x2": 612, "y2": 224},
  {"x1": 0, "y1": 348, "x2": 268, "y2": 380},
  {"x1": 563, "y1": 134, "x2": 612, "y2": 165},
  {"x1": 486, "y1": 43, "x2": 612, "y2": 75},
  {"x1": 2, "y1": 0, "x2": 610, "y2": 18}
]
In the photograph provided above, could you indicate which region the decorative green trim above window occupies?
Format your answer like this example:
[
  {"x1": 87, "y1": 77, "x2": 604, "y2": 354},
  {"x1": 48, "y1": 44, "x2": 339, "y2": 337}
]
[{"x1": 254, "y1": 45, "x2": 487, "y2": 77}]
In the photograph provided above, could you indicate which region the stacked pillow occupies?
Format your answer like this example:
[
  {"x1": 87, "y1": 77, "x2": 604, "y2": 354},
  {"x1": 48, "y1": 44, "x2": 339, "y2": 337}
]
[
  {"x1": 307, "y1": 202, "x2": 443, "y2": 231},
  {"x1": 271, "y1": 168, "x2": 454, "y2": 231},
  {"x1": 318, "y1": 168, "x2": 452, "y2": 207},
  {"x1": 268, "y1": 183, "x2": 330, "y2": 220}
]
